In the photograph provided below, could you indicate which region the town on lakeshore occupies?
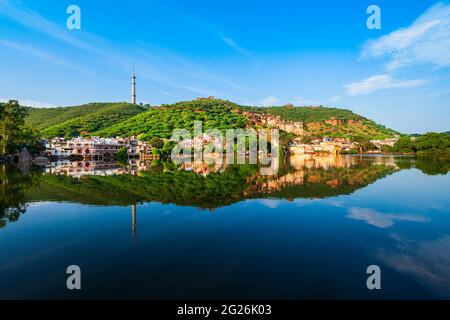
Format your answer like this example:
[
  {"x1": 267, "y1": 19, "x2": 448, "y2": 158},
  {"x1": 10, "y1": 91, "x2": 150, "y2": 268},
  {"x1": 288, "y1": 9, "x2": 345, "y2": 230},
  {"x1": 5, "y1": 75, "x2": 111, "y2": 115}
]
[
  {"x1": 41, "y1": 133, "x2": 399, "y2": 163},
  {"x1": 2, "y1": 1, "x2": 450, "y2": 303},
  {"x1": 1, "y1": 68, "x2": 448, "y2": 169}
]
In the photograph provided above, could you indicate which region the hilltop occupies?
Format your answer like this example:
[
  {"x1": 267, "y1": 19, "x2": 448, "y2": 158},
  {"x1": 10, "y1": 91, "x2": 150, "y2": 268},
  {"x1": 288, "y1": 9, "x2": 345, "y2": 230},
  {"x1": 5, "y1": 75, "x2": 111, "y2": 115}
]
[
  {"x1": 96, "y1": 99, "x2": 247, "y2": 140},
  {"x1": 24, "y1": 98, "x2": 397, "y2": 141}
]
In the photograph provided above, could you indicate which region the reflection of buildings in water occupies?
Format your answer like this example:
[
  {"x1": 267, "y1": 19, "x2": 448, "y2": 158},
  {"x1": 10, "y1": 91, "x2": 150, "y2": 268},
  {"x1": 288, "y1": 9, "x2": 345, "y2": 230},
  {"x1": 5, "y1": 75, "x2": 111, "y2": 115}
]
[
  {"x1": 45, "y1": 160, "x2": 153, "y2": 178},
  {"x1": 289, "y1": 154, "x2": 354, "y2": 170},
  {"x1": 44, "y1": 155, "x2": 400, "y2": 194},
  {"x1": 177, "y1": 157, "x2": 227, "y2": 176},
  {"x1": 245, "y1": 155, "x2": 400, "y2": 195},
  {"x1": 245, "y1": 171, "x2": 305, "y2": 196},
  {"x1": 289, "y1": 154, "x2": 399, "y2": 170},
  {"x1": 127, "y1": 159, "x2": 152, "y2": 175}
]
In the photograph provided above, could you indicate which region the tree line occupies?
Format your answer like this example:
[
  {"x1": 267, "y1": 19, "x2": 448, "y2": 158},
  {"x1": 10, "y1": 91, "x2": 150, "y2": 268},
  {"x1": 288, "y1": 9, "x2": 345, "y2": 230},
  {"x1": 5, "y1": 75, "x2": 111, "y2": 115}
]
[
  {"x1": 382, "y1": 132, "x2": 450, "y2": 154},
  {"x1": 0, "y1": 100, "x2": 43, "y2": 158}
]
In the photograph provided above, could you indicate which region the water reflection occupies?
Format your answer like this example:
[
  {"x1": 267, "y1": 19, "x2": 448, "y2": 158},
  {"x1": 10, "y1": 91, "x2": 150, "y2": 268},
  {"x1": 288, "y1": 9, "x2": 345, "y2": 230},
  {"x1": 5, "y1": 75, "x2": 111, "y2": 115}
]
[
  {"x1": 1, "y1": 155, "x2": 449, "y2": 299},
  {"x1": 0, "y1": 155, "x2": 445, "y2": 230}
]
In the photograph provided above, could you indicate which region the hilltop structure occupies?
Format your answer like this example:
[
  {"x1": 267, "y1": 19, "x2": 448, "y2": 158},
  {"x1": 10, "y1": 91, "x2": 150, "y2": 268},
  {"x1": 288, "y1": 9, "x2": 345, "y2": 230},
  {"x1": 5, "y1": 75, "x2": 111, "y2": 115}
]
[{"x1": 131, "y1": 64, "x2": 136, "y2": 104}]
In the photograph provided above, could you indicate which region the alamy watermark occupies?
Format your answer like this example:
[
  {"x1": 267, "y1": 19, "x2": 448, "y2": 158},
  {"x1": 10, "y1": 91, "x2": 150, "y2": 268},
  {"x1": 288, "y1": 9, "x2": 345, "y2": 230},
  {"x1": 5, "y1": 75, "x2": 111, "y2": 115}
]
[
  {"x1": 366, "y1": 265, "x2": 381, "y2": 290},
  {"x1": 170, "y1": 121, "x2": 280, "y2": 176},
  {"x1": 66, "y1": 265, "x2": 82, "y2": 290},
  {"x1": 367, "y1": 5, "x2": 381, "y2": 30},
  {"x1": 66, "y1": 5, "x2": 81, "y2": 30}
]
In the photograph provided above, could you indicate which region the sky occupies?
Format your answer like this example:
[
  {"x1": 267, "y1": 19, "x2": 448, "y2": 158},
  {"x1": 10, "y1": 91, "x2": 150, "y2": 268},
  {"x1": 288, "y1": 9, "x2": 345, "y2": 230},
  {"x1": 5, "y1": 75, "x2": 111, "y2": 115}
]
[{"x1": 0, "y1": 0, "x2": 449, "y2": 133}]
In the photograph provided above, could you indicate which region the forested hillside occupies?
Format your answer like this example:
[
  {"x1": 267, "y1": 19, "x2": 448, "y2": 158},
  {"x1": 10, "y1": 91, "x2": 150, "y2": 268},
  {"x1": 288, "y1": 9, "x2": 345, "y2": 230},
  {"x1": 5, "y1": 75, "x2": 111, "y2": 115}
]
[
  {"x1": 96, "y1": 99, "x2": 247, "y2": 140},
  {"x1": 24, "y1": 98, "x2": 397, "y2": 141},
  {"x1": 25, "y1": 103, "x2": 148, "y2": 138}
]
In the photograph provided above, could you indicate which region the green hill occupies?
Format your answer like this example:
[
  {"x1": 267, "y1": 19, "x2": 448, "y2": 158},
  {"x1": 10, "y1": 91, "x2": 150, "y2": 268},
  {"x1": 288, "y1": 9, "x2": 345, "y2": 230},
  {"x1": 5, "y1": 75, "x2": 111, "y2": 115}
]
[
  {"x1": 24, "y1": 98, "x2": 397, "y2": 141},
  {"x1": 96, "y1": 99, "x2": 248, "y2": 140},
  {"x1": 25, "y1": 102, "x2": 148, "y2": 138},
  {"x1": 256, "y1": 105, "x2": 361, "y2": 122}
]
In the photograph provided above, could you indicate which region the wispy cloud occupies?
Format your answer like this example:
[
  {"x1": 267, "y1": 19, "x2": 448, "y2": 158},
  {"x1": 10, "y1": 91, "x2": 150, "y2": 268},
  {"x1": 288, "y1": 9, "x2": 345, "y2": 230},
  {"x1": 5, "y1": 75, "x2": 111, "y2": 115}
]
[
  {"x1": 0, "y1": 39, "x2": 88, "y2": 72},
  {"x1": 0, "y1": 0, "x2": 244, "y2": 99},
  {"x1": 221, "y1": 35, "x2": 252, "y2": 56},
  {"x1": 361, "y1": 2, "x2": 450, "y2": 71},
  {"x1": 376, "y1": 234, "x2": 450, "y2": 297},
  {"x1": 161, "y1": 90, "x2": 173, "y2": 96},
  {"x1": 1, "y1": 97, "x2": 58, "y2": 108},
  {"x1": 344, "y1": 74, "x2": 426, "y2": 96},
  {"x1": 0, "y1": 0, "x2": 101, "y2": 53}
]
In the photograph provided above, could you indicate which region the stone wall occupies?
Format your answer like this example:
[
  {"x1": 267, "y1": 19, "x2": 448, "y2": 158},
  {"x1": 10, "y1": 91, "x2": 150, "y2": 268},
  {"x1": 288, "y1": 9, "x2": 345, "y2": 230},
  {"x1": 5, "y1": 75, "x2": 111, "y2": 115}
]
[{"x1": 243, "y1": 112, "x2": 304, "y2": 135}]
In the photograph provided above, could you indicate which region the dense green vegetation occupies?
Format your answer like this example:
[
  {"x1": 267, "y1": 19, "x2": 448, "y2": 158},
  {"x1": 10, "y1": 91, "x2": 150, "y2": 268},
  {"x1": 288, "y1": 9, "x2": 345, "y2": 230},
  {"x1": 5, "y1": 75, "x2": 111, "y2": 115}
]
[
  {"x1": 23, "y1": 98, "x2": 399, "y2": 142},
  {"x1": 0, "y1": 100, "x2": 43, "y2": 156},
  {"x1": 25, "y1": 102, "x2": 148, "y2": 139},
  {"x1": 2, "y1": 155, "x2": 448, "y2": 228},
  {"x1": 19, "y1": 160, "x2": 393, "y2": 206},
  {"x1": 96, "y1": 99, "x2": 248, "y2": 140},
  {"x1": 383, "y1": 132, "x2": 450, "y2": 154}
]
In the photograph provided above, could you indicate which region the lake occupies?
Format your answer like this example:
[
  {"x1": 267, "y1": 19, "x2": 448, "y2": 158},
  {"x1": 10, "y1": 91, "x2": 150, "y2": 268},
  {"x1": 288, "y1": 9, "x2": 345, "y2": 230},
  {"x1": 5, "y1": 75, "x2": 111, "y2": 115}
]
[{"x1": 1, "y1": 155, "x2": 449, "y2": 299}]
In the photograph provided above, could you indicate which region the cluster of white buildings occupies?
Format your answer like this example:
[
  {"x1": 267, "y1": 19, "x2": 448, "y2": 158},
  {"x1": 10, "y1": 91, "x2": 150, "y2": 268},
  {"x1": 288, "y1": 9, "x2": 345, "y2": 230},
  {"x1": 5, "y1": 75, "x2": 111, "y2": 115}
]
[
  {"x1": 44, "y1": 136, "x2": 153, "y2": 160},
  {"x1": 179, "y1": 134, "x2": 224, "y2": 150},
  {"x1": 289, "y1": 137, "x2": 358, "y2": 155},
  {"x1": 289, "y1": 136, "x2": 400, "y2": 155},
  {"x1": 369, "y1": 137, "x2": 399, "y2": 149}
]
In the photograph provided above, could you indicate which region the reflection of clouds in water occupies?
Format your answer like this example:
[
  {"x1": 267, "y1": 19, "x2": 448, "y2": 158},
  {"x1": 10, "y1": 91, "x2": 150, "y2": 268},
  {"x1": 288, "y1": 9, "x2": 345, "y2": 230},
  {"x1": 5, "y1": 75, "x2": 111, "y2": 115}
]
[
  {"x1": 347, "y1": 207, "x2": 429, "y2": 228},
  {"x1": 324, "y1": 200, "x2": 345, "y2": 208},
  {"x1": 259, "y1": 199, "x2": 283, "y2": 209},
  {"x1": 260, "y1": 198, "x2": 345, "y2": 209},
  {"x1": 27, "y1": 201, "x2": 54, "y2": 208},
  {"x1": 377, "y1": 235, "x2": 450, "y2": 298},
  {"x1": 0, "y1": 242, "x2": 76, "y2": 272},
  {"x1": 293, "y1": 199, "x2": 320, "y2": 207}
]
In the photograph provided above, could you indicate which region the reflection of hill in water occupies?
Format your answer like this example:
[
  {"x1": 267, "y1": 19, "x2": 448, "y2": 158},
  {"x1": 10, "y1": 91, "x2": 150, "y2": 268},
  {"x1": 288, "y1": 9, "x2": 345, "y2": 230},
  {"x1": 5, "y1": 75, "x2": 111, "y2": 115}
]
[
  {"x1": 1, "y1": 155, "x2": 445, "y2": 228},
  {"x1": 26, "y1": 155, "x2": 400, "y2": 208}
]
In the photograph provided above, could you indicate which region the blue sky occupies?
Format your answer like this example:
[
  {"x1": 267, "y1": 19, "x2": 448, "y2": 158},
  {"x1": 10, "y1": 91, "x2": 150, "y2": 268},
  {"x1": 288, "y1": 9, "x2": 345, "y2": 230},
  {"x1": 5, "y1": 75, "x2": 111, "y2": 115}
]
[{"x1": 0, "y1": 0, "x2": 449, "y2": 133}]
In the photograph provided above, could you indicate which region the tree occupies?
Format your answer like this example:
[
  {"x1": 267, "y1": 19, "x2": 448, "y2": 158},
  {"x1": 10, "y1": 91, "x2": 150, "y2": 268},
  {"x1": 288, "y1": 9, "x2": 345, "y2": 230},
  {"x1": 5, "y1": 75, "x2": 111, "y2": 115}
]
[
  {"x1": 116, "y1": 147, "x2": 128, "y2": 165},
  {"x1": 0, "y1": 100, "x2": 28, "y2": 155},
  {"x1": 393, "y1": 136, "x2": 415, "y2": 152},
  {"x1": 353, "y1": 136, "x2": 377, "y2": 151},
  {"x1": 161, "y1": 141, "x2": 177, "y2": 157},
  {"x1": 149, "y1": 137, "x2": 164, "y2": 149}
]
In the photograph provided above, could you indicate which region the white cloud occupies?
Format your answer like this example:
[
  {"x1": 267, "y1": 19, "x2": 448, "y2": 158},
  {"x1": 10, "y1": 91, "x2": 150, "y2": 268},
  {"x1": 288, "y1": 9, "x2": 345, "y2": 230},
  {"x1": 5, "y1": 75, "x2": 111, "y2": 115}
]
[
  {"x1": 347, "y1": 207, "x2": 428, "y2": 228},
  {"x1": 260, "y1": 96, "x2": 279, "y2": 106},
  {"x1": 0, "y1": 97, "x2": 58, "y2": 108},
  {"x1": 344, "y1": 74, "x2": 426, "y2": 96},
  {"x1": 361, "y1": 2, "x2": 450, "y2": 71}
]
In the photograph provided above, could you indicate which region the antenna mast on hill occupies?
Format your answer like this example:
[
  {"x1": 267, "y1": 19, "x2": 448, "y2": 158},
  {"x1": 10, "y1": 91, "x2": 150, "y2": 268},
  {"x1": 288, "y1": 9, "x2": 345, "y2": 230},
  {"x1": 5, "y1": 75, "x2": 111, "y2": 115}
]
[{"x1": 131, "y1": 62, "x2": 136, "y2": 105}]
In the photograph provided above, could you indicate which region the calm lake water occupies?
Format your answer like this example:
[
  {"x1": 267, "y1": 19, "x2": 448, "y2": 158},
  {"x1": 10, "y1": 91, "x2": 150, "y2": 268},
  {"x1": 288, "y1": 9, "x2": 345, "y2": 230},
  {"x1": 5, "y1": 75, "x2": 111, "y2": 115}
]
[{"x1": 1, "y1": 155, "x2": 449, "y2": 299}]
